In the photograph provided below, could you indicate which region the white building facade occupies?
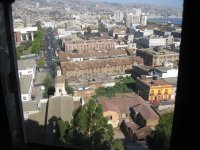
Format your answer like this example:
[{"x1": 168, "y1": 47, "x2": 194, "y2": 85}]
[
  {"x1": 154, "y1": 67, "x2": 178, "y2": 78},
  {"x1": 138, "y1": 37, "x2": 166, "y2": 48},
  {"x1": 14, "y1": 27, "x2": 38, "y2": 42}
]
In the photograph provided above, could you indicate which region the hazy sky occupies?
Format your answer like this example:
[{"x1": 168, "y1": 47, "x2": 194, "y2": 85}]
[{"x1": 90, "y1": 0, "x2": 183, "y2": 8}]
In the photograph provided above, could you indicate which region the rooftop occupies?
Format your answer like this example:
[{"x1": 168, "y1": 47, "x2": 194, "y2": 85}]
[
  {"x1": 64, "y1": 37, "x2": 114, "y2": 44},
  {"x1": 19, "y1": 75, "x2": 32, "y2": 94},
  {"x1": 59, "y1": 49, "x2": 127, "y2": 62},
  {"x1": 134, "y1": 65, "x2": 154, "y2": 71},
  {"x1": 46, "y1": 95, "x2": 74, "y2": 123},
  {"x1": 61, "y1": 56, "x2": 143, "y2": 71},
  {"x1": 98, "y1": 95, "x2": 159, "y2": 121},
  {"x1": 123, "y1": 118, "x2": 140, "y2": 131},
  {"x1": 22, "y1": 101, "x2": 38, "y2": 112},
  {"x1": 154, "y1": 66, "x2": 176, "y2": 73},
  {"x1": 163, "y1": 77, "x2": 178, "y2": 87},
  {"x1": 26, "y1": 112, "x2": 46, "y2": 144},
  {"x1": 137, "y1": 48, "x2": 179, "y2": 56},
  {"x1": 139, "y1": 78, "x2": 172, "y2": 87},
  {"x1": 134, "y1": 126, "x2": 153, "y2": 140},
  {"x1": 17, "y1": 59, "x2": 36, "y2": 70}
]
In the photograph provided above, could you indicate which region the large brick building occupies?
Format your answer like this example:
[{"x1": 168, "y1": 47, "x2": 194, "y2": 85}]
[
  {"x1": 64, "y1": 38, "x2": 115, "y2": 52},
  {"x1": 58, "y1": 49, "x2": 128, "y2": 62},
  {"x1": 60, "y1": 56, "x2": 143, "y2": 78}
]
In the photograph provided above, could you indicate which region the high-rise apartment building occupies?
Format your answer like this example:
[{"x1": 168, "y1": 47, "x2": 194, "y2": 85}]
[
  {"x1": 140, "y1": 13, "x2": 147, "y2": 26},
  {"x1": 126, "y1": 13, "x2": 133, "y2": 27},
  {"x1": 132, "y1": 8, "x2": 141, "y2": 25},
  {"x1": 114, "y1": 10, "x2": 124, "y2": 22}
]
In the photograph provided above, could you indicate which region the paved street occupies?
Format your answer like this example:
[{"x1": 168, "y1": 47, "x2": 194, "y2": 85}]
[{"x1": 45, "y1": 32, "x2": 60, "y2": 80}]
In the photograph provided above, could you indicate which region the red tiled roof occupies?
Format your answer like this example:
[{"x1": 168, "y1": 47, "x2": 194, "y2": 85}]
[
  {"x1": 134, "y1": 126, "x2": 152, "y2": 140},
  {"x1": 60, "y1": 57, "x2": 143, "y2": 71},
  {"x1": 98, "y1": 96, "x2": 142, "y2": 114},
  {"x1": 98, "y1": 96, "x2": 159, "y2": 121},
  {"x1": 123, "y1": 118, "x2": 140, "y2": 132},
  {"x1": 140, "y1": 79, "x2": 172, "y2": 87}
]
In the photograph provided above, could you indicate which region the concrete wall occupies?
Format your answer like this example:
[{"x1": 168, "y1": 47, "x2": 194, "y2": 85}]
[
  {"x1": 18, "y1": 68, "x2": 35, "y2": 78},
  {"x1": 154, "y1": 69, "x2": 178, "y2": 78},
  {"x1": 103, "y1": 111, "x2": 119, "y2": 128},
  {"x1": 21, "y1": 93, "x2": 31, "y2": 101}
]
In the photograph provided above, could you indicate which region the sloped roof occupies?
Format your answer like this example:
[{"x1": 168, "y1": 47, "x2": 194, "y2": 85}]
[
  {"x1": 123, "y1": 118, "x2": 140, "y2": 132},
  {"x1": 61, "y1": 56, "x2": 143, "y2": 71},
  {"x1": 98, "y1": 96, "x2": 159, "y2": 121},
  {"x1": 17, "y1": 59, "x2": 36, "y2": 70},
  {"x1": 98, "y1": 96, "x2": 142, "y2": 114},
  {"x1": 134, "y1": 126, "x2": 152, "y2": 140},
  {"x1": 19, "y1": 75, "x2": 32, "y2": 94},
  {"x1": 46, "y1": 95, "x2": 74, "y2": 123},
  {"x1": 55, "y1": 75, "x2": 65, "y2": 84}
]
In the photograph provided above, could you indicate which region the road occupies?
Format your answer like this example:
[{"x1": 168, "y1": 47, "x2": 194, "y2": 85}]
[{"x1": 45, "y1": 32, "x2": 60, "y2": 80}]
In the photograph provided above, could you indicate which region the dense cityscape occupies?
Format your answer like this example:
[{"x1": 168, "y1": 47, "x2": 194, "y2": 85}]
[{"x1": 12, "y1": 0, "x2": 182, "y2": 149}]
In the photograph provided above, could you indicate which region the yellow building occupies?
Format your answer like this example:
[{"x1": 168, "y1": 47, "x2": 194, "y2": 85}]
[{"x1": 136, "y1": 78, "x2": 173, "y2": 103}]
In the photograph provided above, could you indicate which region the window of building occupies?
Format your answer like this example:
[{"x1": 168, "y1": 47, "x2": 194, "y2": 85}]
[
  {"x1": 126, "y1": 113, "x2": 129, "y2": 117},
  {"x1": 23, "y1": 97, "x2": 27, "y2": 100},
  {"x1": 151, "y1": 96, "x2": 154, "y2": 100},
  {"x1": 59, "y1": 89, "x2": 62, "y2": 92},
  {"x1": 158, "y1": 90, "x2": 161, "y2": 95},
  {"x1": 106, "y1": 116, "x2": 112, "y2": 120},
  {"x1": 150, "y1": 90, "x2": 154, "y2": 95},
  {"x1": 165, "y1": 89, "x2": 168, "y2": 94}
]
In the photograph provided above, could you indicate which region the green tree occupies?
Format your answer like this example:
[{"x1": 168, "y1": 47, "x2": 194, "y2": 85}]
[
  {"x1": 98, "y1": 24, "x2": 106, "y2": 33},
  {"x1": 51, "y1": 61, "x2": 57, "y2": 71},
  {"x1": 34, "y1": 30, "x2": 44, "y2": 40},
  {"x1": 65, "y1": 80, "x2": 74, "y2": 95},
  {"x1": 35, "y1": 21, "x2": 42, "y2": 30},
  {"x1": 111, "y1": 140, "x2": 125, "y2": 150},
  {"x1": 65, "y1": 85, "x2": 74, "y2": 95},
  {"x1": 147, "y1": 112, "x2": 173, "y2": 150},
  {"x1": 56, "y1": 100, "x2": 125, "y2": 150},
  {"x1": 31, "y1": 40, "x2": 40, "y2": 54},
  {"x1": 94, "y1": 78, "x2": 133, "y2": 98},
  {"x1": 36, "y1": 59, "x2": 45, "y2": 68},
  {"x1": 86, "y1": 26, "x2": 92, "y2": 35},
  {"x1": 43, "y1": 75, "x2": 55, "y2": 97},
  {"x1": 16, "y1": 49, "x2": 20, "y2": 60}
]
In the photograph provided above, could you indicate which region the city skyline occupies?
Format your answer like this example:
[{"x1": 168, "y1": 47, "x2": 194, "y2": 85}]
[{"x1": 90, "y1": 0, "x2": 183, "y2": 8}]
